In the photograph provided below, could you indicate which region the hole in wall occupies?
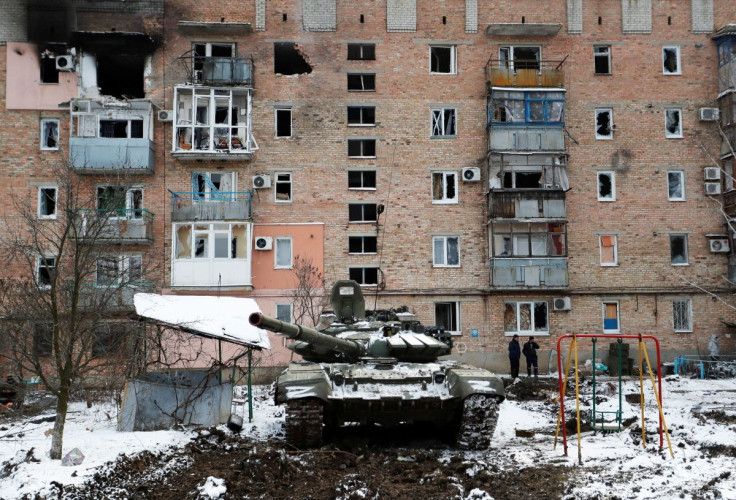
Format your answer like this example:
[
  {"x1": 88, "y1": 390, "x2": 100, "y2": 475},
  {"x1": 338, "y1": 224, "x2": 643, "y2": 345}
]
[
  {"x1": 598, "y1": 16, "x2": 602, "y2": 25},
  {"x1": 274, "y1": 42, "x2": 312, "y2": 75},
  {"x1": 360, "y1": 14, "x2": 364, "y2": 23},
  {"x1": 521, "y1": 16, "x2": 525, "y2": 24},
  {"x1": 442, "y1": 16, "x2": 446, "y2": 25},
  {"x1": 668, "y1": 16, "x2": 672, "y2": 25},
  {"x1": 282, "y1": 13, "x2": 287, "y2": 22}
]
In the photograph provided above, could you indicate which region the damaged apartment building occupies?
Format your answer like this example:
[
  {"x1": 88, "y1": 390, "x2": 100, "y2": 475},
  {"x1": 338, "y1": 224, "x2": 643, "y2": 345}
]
[{"x1": 1, "y1": 0, "x2": 736, "y2": 374}]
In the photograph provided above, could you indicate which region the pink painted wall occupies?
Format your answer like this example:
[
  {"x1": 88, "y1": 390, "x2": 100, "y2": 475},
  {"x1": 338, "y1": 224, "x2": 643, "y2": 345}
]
[
  {"x1": 6, "y1": 43, "x2": 77, "y2": 110},
  {"x1": 251, "y1": 223, "x2": 324, "y2": 290}
]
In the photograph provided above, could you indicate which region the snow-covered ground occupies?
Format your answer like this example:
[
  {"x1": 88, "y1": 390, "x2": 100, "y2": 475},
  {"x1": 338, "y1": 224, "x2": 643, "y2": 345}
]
[{"x1": 1, "y1": 376, "x2": 735, "y2": 499}]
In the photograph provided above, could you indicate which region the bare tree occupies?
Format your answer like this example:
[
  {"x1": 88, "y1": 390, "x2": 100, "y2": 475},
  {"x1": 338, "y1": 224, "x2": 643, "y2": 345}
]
[
  {"x1": 288, "y1": 255, "x2": 327, "y2": 327},
  {"x1": 0, "y1": 160, "x2": 157, "y2": 459}
]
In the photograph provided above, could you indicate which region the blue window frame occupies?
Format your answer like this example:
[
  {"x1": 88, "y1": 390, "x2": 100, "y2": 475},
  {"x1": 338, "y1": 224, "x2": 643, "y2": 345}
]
[
  {"x1": 717, "y1": 37, "x2": 736, "y2": 68},
  {"x1": 489, "y1": 90, "x2": 565, "y2": 127}
]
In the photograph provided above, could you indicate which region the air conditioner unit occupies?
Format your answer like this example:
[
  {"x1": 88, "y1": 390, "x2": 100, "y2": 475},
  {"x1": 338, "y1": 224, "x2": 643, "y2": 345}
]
[
  {"x1": 699, "y1": 107, "x2": 719, "y2": 122},
  {"x1": 709, "y1": 238, "x2": 730, "y2": 253},
  {"x1": 705, "y1": 182, "x2": 722, "y2": 195},
  {"x1": 553, "y1": 297, "x2": 571, "y2": 311},
  {"x1": 254, "y1": 236, "x2": 273, "y2": 250},
  {"x1": 704, "y1": 167, "x2": 721, "y2": 180},
  {"x1": 157, "y1": 110, "x2": 173, "y2": 122},
  {"x1": 462, "y1": 167, "x2": 481, "y2": 182},
  {"x1": 55, "y1": 55, "x2": 75, "y2": 71},
  {"x1": 253, "y1": 174, "x2": 271, "y2": 189}
]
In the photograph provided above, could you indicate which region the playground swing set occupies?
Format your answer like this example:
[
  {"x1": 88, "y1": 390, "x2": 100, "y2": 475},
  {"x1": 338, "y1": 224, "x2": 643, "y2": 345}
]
[{"x1": 553, "y1": 333, "x2": 675, "y2": 464}]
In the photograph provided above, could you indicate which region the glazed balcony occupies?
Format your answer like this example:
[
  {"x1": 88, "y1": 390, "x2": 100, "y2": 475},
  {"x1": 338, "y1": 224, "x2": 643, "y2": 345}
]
[
  {"x1": 75, "y1": 209, "x2": 155, "y2": 245},
  {"x1": 170, "y1": 191, "x2": 253, "y2": 222},
  {"x1": 490, "y1": 258, "x2": 568, "y2": 288},
  {"x1": 488, "y1": 189, "x2": 566, "y2": 220}
]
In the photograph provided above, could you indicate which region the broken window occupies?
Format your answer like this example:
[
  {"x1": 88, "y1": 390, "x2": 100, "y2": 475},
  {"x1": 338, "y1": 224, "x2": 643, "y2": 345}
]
[
  {"x1": 597, "y1": 171, "x2": 615, "y2": 201},
  {"x1": 435, "y1": 302, "x2": 460, "y2": 334},
  {"x1": 37, "y1": 256, "x2": 56, "y2": 288},
  {"x1": 663, "y1": 46, "x2": 681, "y2": 75},
  {"x1": 275, "y1": 107, "x2": 292, "y2": 137},
  {"x1": 595, "y1": 109, "x2": 613, "y2": 139},
  {"x1": 670, "y1": 234, "x2": 688, "y2": 265},
  {"x1": 96, "y1": 256, "x2": 142, "y2": 286},
  {"x1": 38, "y1": 187, "x2": 57, "y2": 219},
  {"x1": 348, "y1": 170, "x2": 376, "y2": 189},
  {"x1": 99, "y1": 119, "x2": 143, "y2": 139},
  {"x1": 430, "y1": 46, "x2": 456, "y2": 74},
  {"x1": 673, "y1": 299, "x2": 692, "y2": 332},
  {"x1": 40, "y1": 53, "x2": 59, "y2": 84},
  {"x1": 502, "y1": 170, "x2": 542, "y2": 189},
  {"x1": 665, "y1": 109, "x2": 683, "y2": 138},
  {"x1": 97, "y1": 52, "x2": 146, "y2": 98},
  {"x1": 349, "y1": 236, "x2": 377, "y2": 254},
  {"x1": 499, "y1": 46, "x2": 540, "y2": 71},
  {"x1": 97, "y1": 186, "x2": 143, "y2": 218},
  {"x1": 347, "y1": 73, "x2": 376, "y2": 91},
  {"x1": 594, "y1": 45, "x2": 611, "y2": 75},
  {"x1": 725, "y1": 160, "x2": 734, "y2": 192},
  {"x1": 275, "y1": 172, "x2": 292, "y2": 202},
  {"x1": 275, "y1": 237, "x2": 292, "y2": 268},
  {"x1": 34, "y1": 323, "x2": 53, "y2": 356},
  {"x1": 179, "y1": 223, "x2": 241, "y2": 260},
  {"x1": 491, "y1": 90, "x2": 564, "y2": 125},
  {"x1": 175, "y1": 87, "x2": 249, "y2": 152},
  {"x1": 274, "y1": 42, "x2": 312, "y2": 75},
  {"x1": 347, "y1": 106, "x2": 376, "y2": 126},
  {"x1": 492, "y1": 223, "x2": 566, "y2": 258},
  {"x1": 599, "y1": 235, "x2": 618, "y2": 266},
  {"x1": 347, "y1": 43, "x2": 375, "y2": 61},
  {"x1": 431, "y1": 108, "x2": 457, "y2": 137},
  {"x1": 40, "y1": 119, "x2": 59, "y2": 150},
  {"x1": 192, "y1": 43, "x2": 235, "y2": 83},
  {"x1": 433, "y1": 236, "x2": 460, "y2": 267},
  {"x1": 349, "y1": 267, "x2": 379, "y2": 286},
  {"x1": 92, "y1": 323, "x2": 129, "y2": 357},
  {"x1": 192, "y1": 172, "x2": 234, "y2": 201},
  {"x1": 348, "y1": 139, "x2": 376, "y2": 157},
  {"x1": 667, "y1": 171, "x2": 685, "y2": 201},
  {"x1": 503, "y1": 302, "x2": 548, "y2": 334},
  {"x1": 432, "y1": 172, "x2": 458, "y2": 203},
  {"x1": 603, "y1": 302, "x2": 619, "y2": 333},
  {"x1": 349, "y1": 203, "x2": 378, "y2": 223}
]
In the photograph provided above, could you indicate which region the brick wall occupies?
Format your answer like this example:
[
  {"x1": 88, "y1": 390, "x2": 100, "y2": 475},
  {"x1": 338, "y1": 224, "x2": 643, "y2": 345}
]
[{"x1": 0, "y1": 2, "x2": 28, "y2": 42}]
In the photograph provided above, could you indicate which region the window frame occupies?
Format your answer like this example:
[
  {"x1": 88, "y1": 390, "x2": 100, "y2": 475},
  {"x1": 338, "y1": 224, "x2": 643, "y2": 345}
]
[
  {"x1": 192, "y1": 172, "x2": 236, "y2": 202},
  {"x1": 503, "y1": 301, "x2": 549, "y2": 335},
  {"x1": 348, "y1": 235, "x2": 378, "y2": 254},
  {"x1": 274, "y1": 237, "x2": 293, "y2": 269},
  {"x1": 97, "y1": 186, "x2": 144, "y2": 219},
  {"x1": 276, "y1": 303, "x2": 292, "y2": 323},
  {"x1": 430, "y1": 108, "x2": 457, "y2": 138},
  {"x1": 38, "y1": 186, "x2": 58, "y2": 219},
  {"x1": 40, "y1": 118, "x2": 60, "y2": 150},
  {"x1": 599, "y1": 234, "x2": 618, "y2": 266},
  {"x1": 347, "y1": 43, "x2": 376, "y2": 61},
  {"x1": 274, "y1": 107, "x2": 292, "y2": 138},
  {"x1": 602, "y1": 301, "x2": 620, "y2": 334},
  {"x1": 499, "y1": 45, "x2": 541, "y2": 72},
  {"x1": 274, "y1": 172, "x2": 292, "y2": 203},
  {"x1": 597, "y1": 171, "x2": 616, "y2": 202},
  {"x1": 34, "y1": 322, "x2": 53, "y2": 356},
  {"x1": 349, "y1": 267, "x2": 379, "y2": 286},
  {"x1": 347, "y1": 73, "x2": 376, "y2": 91},
  {"x1": 435, "y1": 301, "x2": 461, "y2": 335},
  {"x1": 595, "y1": 108, "x2": 613, "y2": 140},
  {"x1": 347, "y1": 106, "x2": 376, "y2": 127},
  {"x1": 95, "y1": 255, "x2": 143, "y2": 287},
  {"x1": 348, "y1": 203, "x2": 378, "y2": 223},
  {"x1": 348, "y1": 170, "x2": 377, "y2": 190},
  {"x1": 429, "y1": 45, "x2": 457, "y2": 74},
  {"x1": 347, "y1": 139, "x2": 377, "y2": 158},
  {"x1": 92, "y1": 322, "x2": 129, "y2": 357},
  {"x1": 662, "y1": 46, "x2": 681, "y2": 75},
  {"x1": 174, "y1": 222, "x2": 249, "y2": 261},
  {"x1": 665, "y1": 108, "x2": 683, "y2": 138},
  {"x1": 667, "y1": 170, "x2": 686, "y2": 201},
  {"x1": 491, "y1": 222, "x2": 567, "y2": 258},
  {"x1": 673, "y1": 299, "x2": 693, "y2": 333},
  {"x1": 431, "y1": 171, "x2": 458, "y2": 204},
  {"x1": 669, "y1": 234, "x2": 689, "y2": 266},
  {"x1": 432, "y1": 235, "x2": 460, "y2": 267},
  {"x1": 36, "y1": 255, "x2": 56, "y2": 289},
  {"x1": 594, "y1": 45, "x2": 611, "y2": 75}
]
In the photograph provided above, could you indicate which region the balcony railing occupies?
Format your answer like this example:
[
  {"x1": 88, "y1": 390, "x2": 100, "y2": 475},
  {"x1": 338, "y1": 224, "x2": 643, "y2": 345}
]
[
  {"x1": 490, "y1": 257, "x2": 568, "y2": 288},
  {"x1": 75, "y1": 209, "x2": 155, "y2": 245},
  {"x1": 170, "y1": 191, "x2": 253, "y2": 221},
  {"x1": 485, "y1": 59, "x2": 565, "y2": 88},
  {"x1": 70, "y1": 138, "x2": 155, "y2": 173},
  {"x1": 488, "y1": 189, "x2": 566, "y2": 219},
  {"x1": 179, "y1": 54, "x2": 254, "y2": 87}
]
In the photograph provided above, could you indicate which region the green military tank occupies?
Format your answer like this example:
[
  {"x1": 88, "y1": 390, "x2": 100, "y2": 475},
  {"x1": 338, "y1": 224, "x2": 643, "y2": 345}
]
[{"x1": 249, "y1": 280, "x2": 505, "y2": 449}]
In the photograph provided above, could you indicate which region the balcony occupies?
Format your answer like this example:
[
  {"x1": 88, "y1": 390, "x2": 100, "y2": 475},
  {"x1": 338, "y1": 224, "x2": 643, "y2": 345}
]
[
  {"x1": 490, "y1": 258, "x2": 568, "y2": 288},
  {"x1": 70, "y1": 137, "x2": 154, "y2": 173},
  {"x1": 485, "y1": 59, "x2": 565, "y2": 89},
  {"x1": 80, "y1": 283, "x2": 153, "y2": 311},
  {"x1": 75, "y1": 209, "x2": 155, "y2": 245},
  {"x1": 487, "y1": 89, "x2": 565, "y2": 153},
  {"x1": 488, "y1": 190, "x2": 566, "y2": 220},
  {"x1": 170, "y1": 191, "x2": 253, "y2": 222}
]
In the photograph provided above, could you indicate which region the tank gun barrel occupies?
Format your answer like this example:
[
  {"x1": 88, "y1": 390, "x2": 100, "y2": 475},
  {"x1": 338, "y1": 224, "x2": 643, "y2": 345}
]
[{"x1": 249, "y1": 312, "x2": 366, "y2": 358}]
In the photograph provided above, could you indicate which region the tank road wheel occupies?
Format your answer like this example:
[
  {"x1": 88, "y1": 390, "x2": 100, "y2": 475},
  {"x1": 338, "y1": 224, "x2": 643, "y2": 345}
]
[
  {"x1": 285, "y1": 399, "x2": 324, "y2": 448},
  {"x1": 455, "y1": 395, "x2": 500, "y2": 451}
]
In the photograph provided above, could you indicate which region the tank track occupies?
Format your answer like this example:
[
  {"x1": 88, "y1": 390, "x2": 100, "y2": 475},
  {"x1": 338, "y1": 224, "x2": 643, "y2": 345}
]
[
  {"x1": 455, "y1": 395, "x2": 500, "y2": 450},
  {"x1": 285, "y1": 399, "x2": 324, "y2": 448}
]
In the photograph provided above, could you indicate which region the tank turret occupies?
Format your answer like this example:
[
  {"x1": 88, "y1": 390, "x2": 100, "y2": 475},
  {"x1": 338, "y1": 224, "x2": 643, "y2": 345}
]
[{"x1": 251, "y1": 280, "x2": 505, "y2": 450}]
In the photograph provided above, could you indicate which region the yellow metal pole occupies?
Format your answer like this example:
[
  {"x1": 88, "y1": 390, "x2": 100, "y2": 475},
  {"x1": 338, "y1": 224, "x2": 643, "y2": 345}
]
[
  {"x1": 642, "y1": 346, "x2": 675, "y2": 458},
  {"x1": 554, "y1": 338, "x2": 576, "y2": 450},
  {"x1": 639, "y1": 339, "x2": 646, "y2": 448},
  {"x1": 574, "y1": 335, "x2": 582, "y2": 464}
]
